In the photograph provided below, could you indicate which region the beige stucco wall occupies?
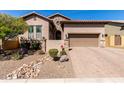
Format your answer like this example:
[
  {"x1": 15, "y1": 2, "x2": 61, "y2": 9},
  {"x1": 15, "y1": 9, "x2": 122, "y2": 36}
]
[
  {"x1": 105, "y1": 23, "x2": 124, "y2": 47},
  {"x1": 108, "y1": 35, "x2": 124, "y2": 47},
  {"x1": 64, "y1": 24, "x2": 105, "y2": 47},
  {"x1": 109, "y1": 35, "x2": 115, "y2": 46},
  {"x1": 105, "y1": 23, "x2": 124, "y2": 35},
  {"x1": 21, "y1": 15, "x2": 49, "y2": 40},
  {"x1": 64, "y1": 24, "x2": 105, "y2": 35},
  {"x1": 46, "y1": 40, "x2": 64, "y2": 51},
  {"x1": 121, "y1": 36, "x2": 124, "y2": 47}
]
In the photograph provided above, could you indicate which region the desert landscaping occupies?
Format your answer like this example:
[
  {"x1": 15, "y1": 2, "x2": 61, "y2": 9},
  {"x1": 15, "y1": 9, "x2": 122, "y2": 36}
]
[{"x1": 0, "y1": 50, "x2": 74, "y2": 79}]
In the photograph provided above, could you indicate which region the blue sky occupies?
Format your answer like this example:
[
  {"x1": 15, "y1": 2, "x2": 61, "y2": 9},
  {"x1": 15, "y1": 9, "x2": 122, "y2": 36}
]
[{"x1": 0, "y1": 10, "x2": 124, "y2": 20}]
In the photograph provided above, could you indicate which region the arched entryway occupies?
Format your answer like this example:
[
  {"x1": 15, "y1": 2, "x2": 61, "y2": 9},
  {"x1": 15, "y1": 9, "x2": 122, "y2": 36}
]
[{"x1": 55, "y1": 31, "x2": 61, "y2": 40}]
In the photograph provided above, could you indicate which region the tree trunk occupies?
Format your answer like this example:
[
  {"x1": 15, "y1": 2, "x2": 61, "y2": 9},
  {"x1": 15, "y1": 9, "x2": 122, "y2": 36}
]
[{"x1": 0, "y1": 39, "x2": 2, "y2": 49}]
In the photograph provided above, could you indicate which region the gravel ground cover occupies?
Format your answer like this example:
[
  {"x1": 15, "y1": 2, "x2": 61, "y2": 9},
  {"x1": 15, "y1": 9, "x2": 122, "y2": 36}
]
[{"x1": 0, "y1": 52, "x2": 74, "y2": 79}]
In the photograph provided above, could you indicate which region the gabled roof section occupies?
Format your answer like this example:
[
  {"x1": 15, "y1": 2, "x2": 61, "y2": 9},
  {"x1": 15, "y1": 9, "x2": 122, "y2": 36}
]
[
  {"x1": 48, "y1": 13, "x2": 71, "y2": 20},
  {"x1": 20, "y1": 12, "x2": 51, "y2": 22}
]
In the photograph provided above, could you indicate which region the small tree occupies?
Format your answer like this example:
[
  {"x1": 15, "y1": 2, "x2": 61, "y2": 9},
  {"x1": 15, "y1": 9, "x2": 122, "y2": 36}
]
[{"x1": 0, "y1": 14, "x2": 28, "y2": 49}]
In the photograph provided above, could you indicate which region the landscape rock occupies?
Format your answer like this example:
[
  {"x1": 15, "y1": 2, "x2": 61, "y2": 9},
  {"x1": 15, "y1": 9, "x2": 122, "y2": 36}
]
[
  {"x1": 24, "y1": 54, "x2": 28, "y2": 57},
  {"x1": 59, "y1": 55, "x2": 69, "y2": 62},
  {"x1": 6, "y1": 54, "x2": 53, "y2": 79},
  {"x1": 58, "y1": 65, "x2": 65, "y2": 69},
  {"x1": 3, "y1": 56, "x2": 11, "y2": 60},
  {"x1": 6, "y1": 63, "x2": 40, "y2": 79}
]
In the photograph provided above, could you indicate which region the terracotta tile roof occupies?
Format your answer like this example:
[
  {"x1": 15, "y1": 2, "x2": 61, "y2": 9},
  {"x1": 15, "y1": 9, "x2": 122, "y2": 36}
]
[
  {"x1": 20, "y1": 12, "x2": 51, "y2": 21},
  {"x1": 61, "y1": 20, "x2": 112, "y2": 24},
  {"x1": 110, "y1": 20, "x2": 124, "y2": 23},
  {"x1": 20, "y1": 12, "x2": 124, "y2": 24}
]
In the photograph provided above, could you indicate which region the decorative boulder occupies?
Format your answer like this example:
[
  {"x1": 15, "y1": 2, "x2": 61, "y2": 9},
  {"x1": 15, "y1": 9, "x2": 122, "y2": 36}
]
[
  {"x1": 3, "y1": 55, "x2": 11, "y2": 60},
  {"x1": 59, "y1": 55, "x2": 69, "y2": 62}
]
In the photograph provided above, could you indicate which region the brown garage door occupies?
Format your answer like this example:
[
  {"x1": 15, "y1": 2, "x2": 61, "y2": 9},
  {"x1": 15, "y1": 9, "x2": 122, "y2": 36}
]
[{"x1": 69, "y1": 34, "x2": 99, "y2": 47}]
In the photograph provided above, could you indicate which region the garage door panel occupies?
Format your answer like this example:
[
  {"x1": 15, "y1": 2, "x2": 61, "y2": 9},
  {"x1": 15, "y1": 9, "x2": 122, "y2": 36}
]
[
  {"x1": 70, "y1": 38, "x2": 98, "y2": 41},
  {"x1": 70, "y1": 40, "x2": 98, "y2": 47},
  {"x1": 69, "y1": 34, "x2": 99, "y2": 38},
  {"x1": 69, "y1": 34, "x2": 99, "y2": 47}
]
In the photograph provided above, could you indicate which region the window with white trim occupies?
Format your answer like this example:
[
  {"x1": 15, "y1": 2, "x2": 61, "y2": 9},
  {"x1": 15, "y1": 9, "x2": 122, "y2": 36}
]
[
  {"x1": 28, "y1": 25, "x2": 42, "y2": 40},
  {"x1": 28, "y1": 26, "x2": 34, "y2": 39},
  {"x1": 36, "y1": 25, "x2": 42, "y2": 40}
]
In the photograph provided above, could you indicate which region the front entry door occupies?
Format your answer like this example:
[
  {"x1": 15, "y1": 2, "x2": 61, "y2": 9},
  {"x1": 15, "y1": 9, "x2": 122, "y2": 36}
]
[{"x1": 55, "y1": 31, "x2": 61, "y2": 40}]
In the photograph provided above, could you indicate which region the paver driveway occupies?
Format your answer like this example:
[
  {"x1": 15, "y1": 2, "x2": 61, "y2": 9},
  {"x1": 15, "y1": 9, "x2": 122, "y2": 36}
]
[{"x1": 69, "y1": 47, "x2": 124, "y2": 78}]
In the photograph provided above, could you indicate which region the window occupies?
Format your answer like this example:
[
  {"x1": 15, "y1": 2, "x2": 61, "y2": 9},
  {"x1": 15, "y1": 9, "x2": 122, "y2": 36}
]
[
  {"x1": 28, "y1": 26, "x2": 34, "y2": 39},
  {"x1": 36, "y1": 26, "x2": 42, "y2": 40},
  {"x1": 28, "y1": 25, "x2": 42, "y2": 40},
  {"x1": 115, "y1": 35, "x2": 121, "y2": 45},
  {"x1": 121, "y1": 26, "x2": 124, "y2": 30}
]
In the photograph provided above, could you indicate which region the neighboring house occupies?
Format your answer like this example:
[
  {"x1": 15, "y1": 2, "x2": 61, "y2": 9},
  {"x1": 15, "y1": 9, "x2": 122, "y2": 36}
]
[
  {"x1": 105, "y1": 22, "x2": 124, "y2": 47},
  {"x1": 10, "y1": 12, "x2": 124, "y2": 50}
]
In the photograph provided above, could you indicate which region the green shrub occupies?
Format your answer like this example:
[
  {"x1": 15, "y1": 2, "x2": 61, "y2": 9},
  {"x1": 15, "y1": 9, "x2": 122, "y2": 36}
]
[
  {"x1": 60, "y1": 49, "x2": 67, "y2": 56},
  {"x1": 49, "y1": 49, "x2": 58, "y2": 58},
  {"x1": 11, "y1": 51, "x2": 23, "y2": 60},
  {"x1": 5, "y1": 50, "x2": 13, "y2": 55},
  {"x1": 31, "y1": 42, "x2": 40, "y2": 50}
]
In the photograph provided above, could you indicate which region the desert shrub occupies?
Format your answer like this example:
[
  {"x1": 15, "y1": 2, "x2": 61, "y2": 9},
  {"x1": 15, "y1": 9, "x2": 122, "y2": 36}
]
[
  {"x1": 49, "y1": 49, "x2": 58, "y2": 58},
  {"x1": 5, "y1": 50, "x2": 13, "y2": 55},
  {"x1": 20, "y1": 40, "x2": 41, "y2": 51},
  {"x1": 20, "y1": 42, "x2": 27, "y2": 48},
  {"x1": 11, "y1": 51, "x2": 23, "y2": 60},
  {"x1": 19, "y1": 48, "x2": 28, "y2": 55},
  {"x1": 31, "y1": 42, "x2": 40, "y2": 50},
  {"x1": 26, "y1": 42, "x2": 30, "y2": 49},
  {"x1": 60, "y1": 48, "x2": 67, "y2": 56},
  {"x1": 0, "y1": 55, "x2": 4, "y2": 61},
  {"x1": 20, "y1": 42, "x2": 30, "y2": 49},
  {"x1": 0, "y1": 50, "x2": 12, "y2": 61},
  {"x1": 0, "y1": 48, "x2": 4, "y2": 54},
  {"x1": 3, "y1": 55, "x2": 11, "y2": 60}
]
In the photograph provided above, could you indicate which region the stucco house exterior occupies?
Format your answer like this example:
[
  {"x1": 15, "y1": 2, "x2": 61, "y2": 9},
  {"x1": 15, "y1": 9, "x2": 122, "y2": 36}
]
[
  {"x1": 15, "y1": 12, "x2": 124, "y2": 50},
  {"x1": 105, "y1": 22, "x2": 124, "y2": 47}
]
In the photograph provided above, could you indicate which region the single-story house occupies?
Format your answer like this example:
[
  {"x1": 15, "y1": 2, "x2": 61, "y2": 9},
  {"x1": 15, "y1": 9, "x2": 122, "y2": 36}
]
[{"x1": 5, "y1": 12, "x2": 124, "y2": 50}]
